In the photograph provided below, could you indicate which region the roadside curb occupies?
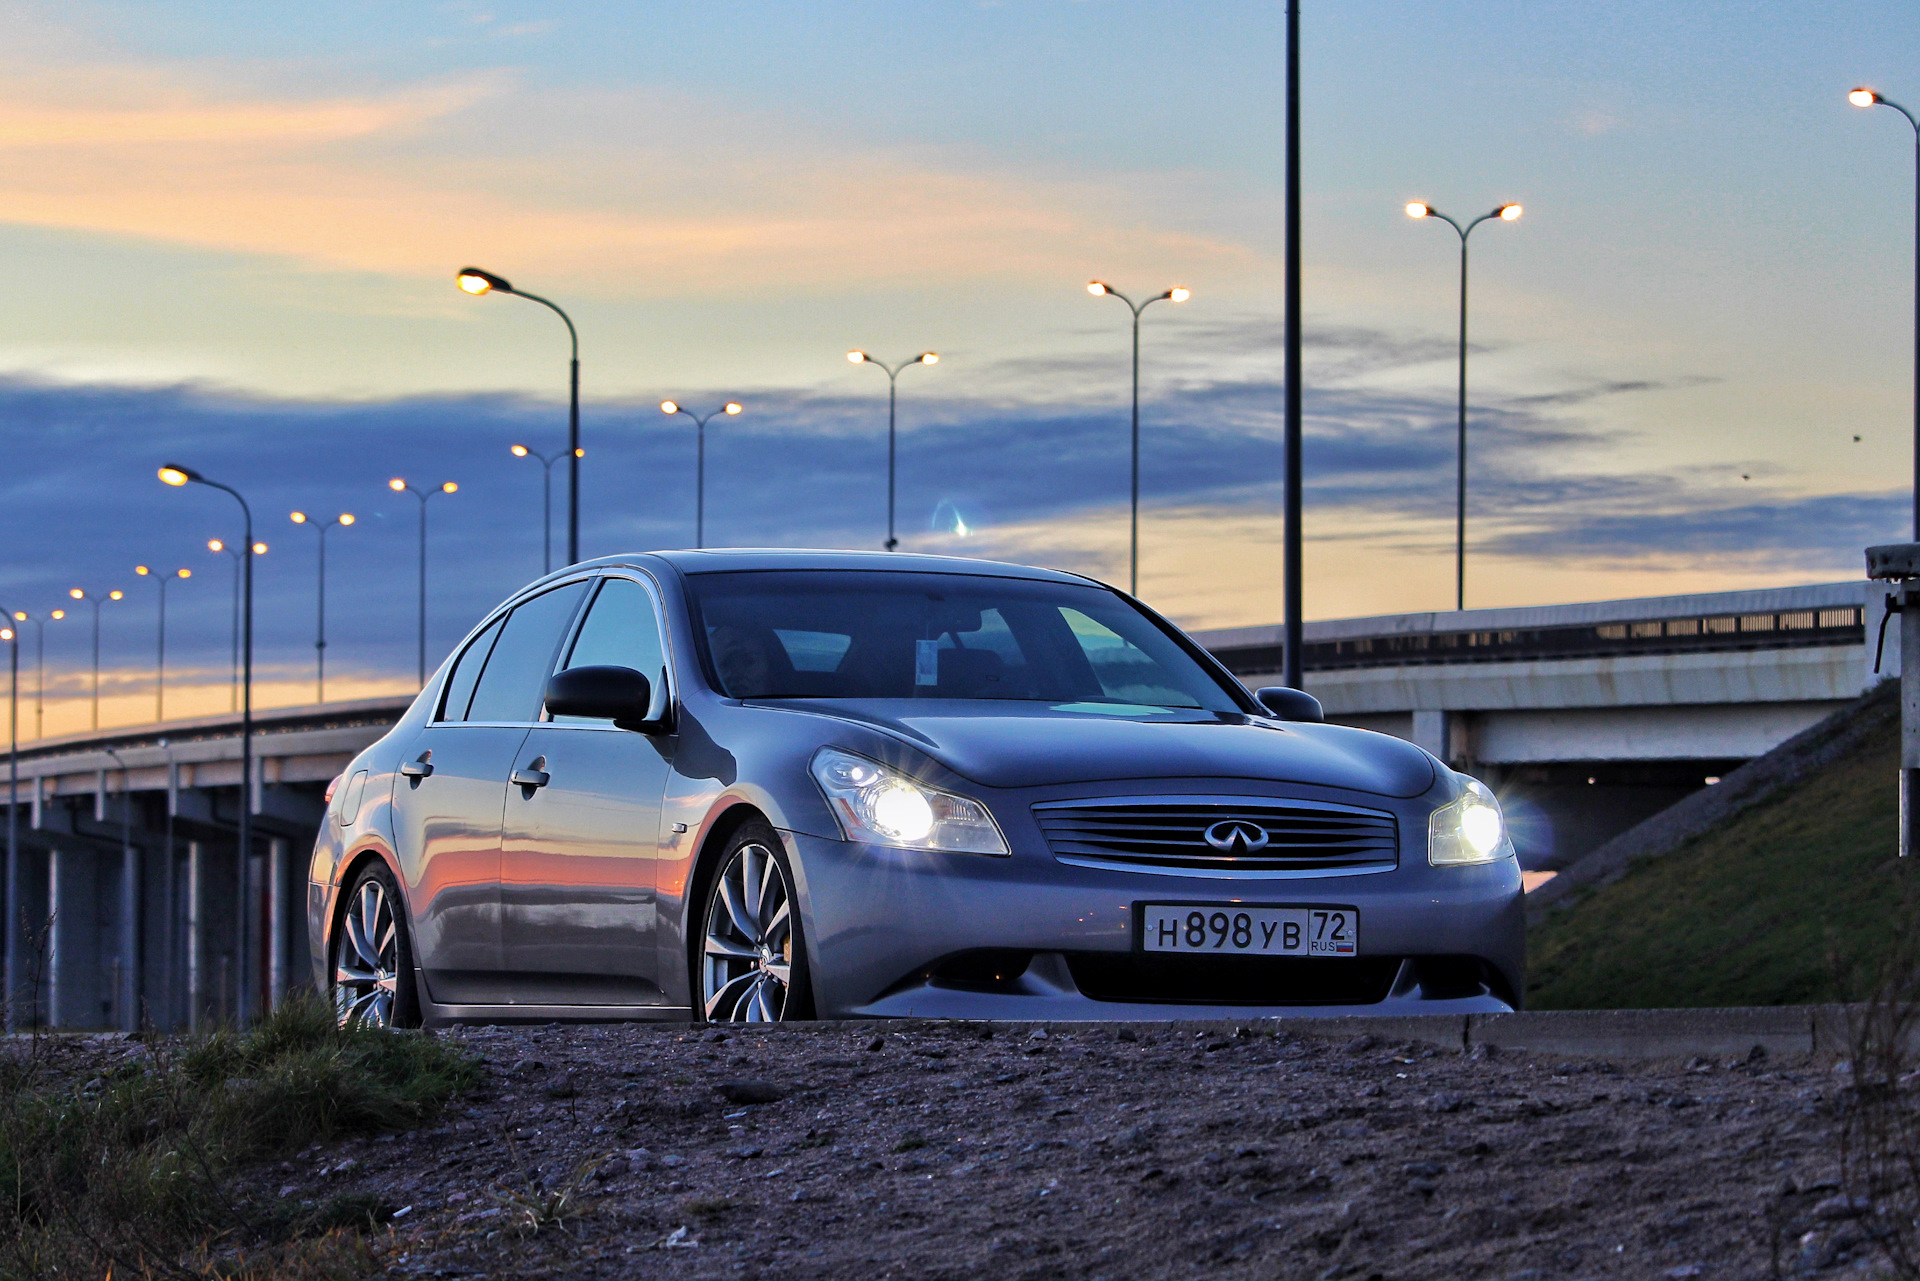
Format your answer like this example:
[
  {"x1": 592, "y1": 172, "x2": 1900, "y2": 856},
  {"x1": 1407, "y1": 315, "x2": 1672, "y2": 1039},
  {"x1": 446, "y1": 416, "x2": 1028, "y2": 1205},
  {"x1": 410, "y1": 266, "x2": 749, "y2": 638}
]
[{"x1": 649, "y1": 1005, "x2": 1861, "y2": 1062}]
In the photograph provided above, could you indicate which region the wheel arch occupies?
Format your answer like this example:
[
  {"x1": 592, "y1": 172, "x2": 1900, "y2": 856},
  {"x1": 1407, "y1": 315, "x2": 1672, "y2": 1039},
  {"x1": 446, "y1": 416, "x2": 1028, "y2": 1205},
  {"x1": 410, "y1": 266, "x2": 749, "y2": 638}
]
[{"x1": 326, "y1": 844, "x2": 409, "y2": 969}]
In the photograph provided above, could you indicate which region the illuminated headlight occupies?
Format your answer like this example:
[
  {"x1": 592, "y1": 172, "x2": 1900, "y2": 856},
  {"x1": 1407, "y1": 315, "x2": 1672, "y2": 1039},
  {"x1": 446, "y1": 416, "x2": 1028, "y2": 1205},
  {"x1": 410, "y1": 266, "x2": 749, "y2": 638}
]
[
  {"x1": 810, "y1": 748, "x2": 1009, "y2": 856},
  {"x1": 1428, "y1": 777, "x2": 1512, "y2": 867}
]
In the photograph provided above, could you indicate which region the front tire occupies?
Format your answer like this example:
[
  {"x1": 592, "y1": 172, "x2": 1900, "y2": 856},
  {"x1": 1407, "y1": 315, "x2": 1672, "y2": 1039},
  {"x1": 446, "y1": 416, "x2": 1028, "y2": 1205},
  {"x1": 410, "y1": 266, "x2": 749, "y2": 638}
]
[
  {"x1": 332, "y1": 861, "x2": 422, "y2": 1029},
  {"x1": 698, "y1": 823, "x2": 813, "y2": 1022}
]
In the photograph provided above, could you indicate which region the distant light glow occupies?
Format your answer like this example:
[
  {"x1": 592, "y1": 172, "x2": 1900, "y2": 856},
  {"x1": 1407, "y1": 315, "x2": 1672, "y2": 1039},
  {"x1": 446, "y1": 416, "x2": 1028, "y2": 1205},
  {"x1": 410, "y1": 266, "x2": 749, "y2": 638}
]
[
  {"x1": 661, "y1": 400, "x2": 679, "y2": 414},
  {"x1": 290, "y1": 511, "x2": 307, "y2": 524},
  {"x1": 1087, "y1": 281, "x2": 1109, "y2": 296},
  {"x1": 339, "y1": 513, "x2": 355, "y2": 526},
  {"x1": 176, "y1": 568, "x2": 191, "y2": 579},
  {"x1": 1851, "y1": 88, "x2": 1879, "y2": 107},
  {"x1": 441, "y1": 481, "x2": 458, "y2": 494},
  {"x1": 10, "y1": 613, "x2": 22, "y2": 622},
  {"x1": 725, "y1": 402, "x2": 743, "y2": 415},
  {"x1": 1405, "y1": 202, "x2": 1430, "y2": 219},
  {"x1": 49, "y1": 610, "x2": 63, "y2": 621},
  {"x1": 1499, "y1": 204, "x2": 1523, "y2": 221},
  {"x1": 252, "y1": 542, "x2": 268, "y2": 555},
  {"x1": 157, "y1": 466, "x2": 190, "y2": 486},
  {"x1": 68, "y1": 589, "x2": 82, "y2": 600},
  {"x1": 207, "y1": 539, "x2": 224, "y2": 552},
  {"x1": 388, "y1": 478, "x2": 406, "y2": 492},
  {"x1": 846, "y1": 351, "x2": 867, "y2": 364},
  {"x1": 135, "y1": 565, "x2": 150, "y2": 576},
  {"x1": 573, "y1": 447, "x2": 584, "y2": 457},
  {"x1": 511, "y1": 444, "x2": 529, "y2": 457},
  {"x1": 108, "y1": 591, "x2": 123, "y2": 601},
  {"x1": 919, "y1": 353, "x2": 939, "y2": 365},
  {"x1": 1168, "y1": 287, "x2": 1190, "y2": 303}
]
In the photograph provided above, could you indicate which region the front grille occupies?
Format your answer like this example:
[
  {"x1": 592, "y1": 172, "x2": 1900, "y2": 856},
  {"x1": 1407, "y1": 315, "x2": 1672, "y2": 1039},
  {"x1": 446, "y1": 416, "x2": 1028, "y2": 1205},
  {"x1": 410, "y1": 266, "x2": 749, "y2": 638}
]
[
  {"x1": 1065, "y1": 952, "x2": 1400, "y2": 1006},
  {"x1": 1032, "y1": 796, "x2": 1398, "y2": 876}
]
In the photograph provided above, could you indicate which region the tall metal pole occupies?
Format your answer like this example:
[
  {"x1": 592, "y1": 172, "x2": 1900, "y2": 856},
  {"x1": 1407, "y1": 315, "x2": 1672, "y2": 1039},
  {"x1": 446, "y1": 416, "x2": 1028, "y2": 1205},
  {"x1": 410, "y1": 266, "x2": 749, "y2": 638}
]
[
  {"x1": 1456, "y1": 233, "x2": 1469, "y2": 612},
  {"x1": 417, "y1": 497, "x2": 427, "y2": 686},
  {"x1": 90, "y1": 598, "x2": 101, "y2": 731},
  {"x1": 157, "y1": 575, "x2": 168, "y2": 721},
  {"x1": 697, "y1": 416, "x2": 707, "y2": 550},
  {"x1": 568, "y1": 352, "x2": 580, "y2": 565},
  {"x1": 1282, "y1": 0, "x2": 1304, "y2": 691},
  {"x1": 543, "y1": 458, "x2": 553, "y2": 574},
  {"x1": 2, "y1": 622, "x2": 16, "y2": 1029},
  {"x1": 887, "y1": 375, "x2": 898, "y2": 552},
  {"x1": 1130, "y1": 306, "x2": 1141, "y2": 596},
  {"x1": 1860, "y1": 93, "x2": 1920, "y2": 535},
  {"x1": 317, "y1": 523, "x2": 328, "y2": 702}
]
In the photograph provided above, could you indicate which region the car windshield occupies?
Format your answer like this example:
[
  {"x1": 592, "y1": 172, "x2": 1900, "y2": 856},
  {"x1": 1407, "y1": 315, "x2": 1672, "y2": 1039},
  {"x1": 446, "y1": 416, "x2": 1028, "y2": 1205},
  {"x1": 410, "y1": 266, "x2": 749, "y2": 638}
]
[{"x1": 685, "y1": 569, "x2": 1245, "y2": 713}]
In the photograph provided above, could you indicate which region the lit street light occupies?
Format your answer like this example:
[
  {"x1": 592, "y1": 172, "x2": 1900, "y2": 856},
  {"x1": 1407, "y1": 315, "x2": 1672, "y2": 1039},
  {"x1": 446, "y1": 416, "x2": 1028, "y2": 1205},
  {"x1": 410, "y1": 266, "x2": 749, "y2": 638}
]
[
  {"x1": 1406, "y1": 199, "x2": 1523, "y2": 611},
  {"x1": 208, "y1": 538, "x2": 265, "y2": 712},
  {"x1": 510, "y1": 443, "x2": 581, "y2": 575},
  {"x1": 660, "y1": 401, "x2": 742, "y2": 549},
  {"x1": 1086, "y1": 284, "x2": 1189, "y2": 595},
  {"x1": 846, "y1": 352, "x2": 938, "y2": 553},
  {"x1": 67, "y1": 586, "x2": 125, "y2": 730},
  {"x1": 1851, "y1": 88, "x2": 1920, "y2": 537},
  {"x1": 390, "y1": 478, "x2": 458, "y2": 686},
  {"x1": 290, "y1": 511, "x2": 355, "y2": 703},
  {"x1": 159, "y1": 462, "x2": 258, "y2": 1023},
  {"x1": 132, "y1": 565, "x2": 192, "y2": 722},
  {"x1": 458, "y1": 267, "x2": 583, "y2": 564}
]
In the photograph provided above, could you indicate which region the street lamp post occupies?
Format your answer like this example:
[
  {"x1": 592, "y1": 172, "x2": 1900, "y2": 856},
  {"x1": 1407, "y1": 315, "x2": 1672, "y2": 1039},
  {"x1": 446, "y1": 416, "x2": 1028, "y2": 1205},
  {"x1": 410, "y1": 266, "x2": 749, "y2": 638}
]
[
  {"x1": 390, "y1": 479, "x2": 458, "y2": 687},
  {"x1": 1851, "y1": 88, "x2": 1920, "y2": 538},
  {"x1": 0, "y1": 616, "x2": 18, "y2": 1029},
  {"x1": 1085, "y1": 285, "x2": 1189, "y2": 596},
  {"x1": 12, "y1": 611, "x2": 61, "y2": 742},
  {"x1": 132, "y1": 566, "x2": 191, "y2": 722},
  {"x1": 159, "y1": 463, "x2": 256, "y2": 1022},
  {"x1": 458, "y1": 268, "x2": 582, "y2": 564},
  {"x1": 660, "y1": 402, "x2": 742, "y2": 549},
  {"x1": 846, "y1": 353, "x2": 938, "y2": 553},
  {"x1": 1406, "y1": 200, "x2": 1523, "y2": 612},
  {"x1": 510, "y1": 444, "x2": 579, "y2": 575},
  {"x1": 67, "y1": 587, "x2": 125, "y2": 731},
  {"x1": 208, "y1": 539, "x2": 265, "y2": 712},
  {"x1": 289, "y1": 511, "x2": 355, "y2": 703}
]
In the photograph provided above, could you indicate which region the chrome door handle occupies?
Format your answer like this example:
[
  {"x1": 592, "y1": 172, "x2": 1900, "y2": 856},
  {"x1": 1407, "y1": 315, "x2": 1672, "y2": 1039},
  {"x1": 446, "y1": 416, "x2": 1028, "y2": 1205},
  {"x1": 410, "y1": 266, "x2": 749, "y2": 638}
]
[
  {"x1": 511, "y1": 761, "x2": 550, "y2": 789},
  {"x1": 399, "y1": 753, "x2": 433, "y2": 778}
]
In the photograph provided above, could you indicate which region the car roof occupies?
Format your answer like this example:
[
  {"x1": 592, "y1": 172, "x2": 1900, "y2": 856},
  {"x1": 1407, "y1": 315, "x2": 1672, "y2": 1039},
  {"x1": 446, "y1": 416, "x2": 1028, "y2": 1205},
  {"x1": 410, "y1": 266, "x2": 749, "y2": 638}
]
[{"x1": 574, "y1": 548, "x2": 1103, "y2": 586}]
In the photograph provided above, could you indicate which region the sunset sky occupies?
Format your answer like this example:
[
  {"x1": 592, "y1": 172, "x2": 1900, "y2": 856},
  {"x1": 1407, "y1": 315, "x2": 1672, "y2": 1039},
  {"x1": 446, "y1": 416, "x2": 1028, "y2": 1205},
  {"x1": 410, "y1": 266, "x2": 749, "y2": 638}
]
[{"x1": 0, "y1": 1, "x2": 1916, "y2": 736}]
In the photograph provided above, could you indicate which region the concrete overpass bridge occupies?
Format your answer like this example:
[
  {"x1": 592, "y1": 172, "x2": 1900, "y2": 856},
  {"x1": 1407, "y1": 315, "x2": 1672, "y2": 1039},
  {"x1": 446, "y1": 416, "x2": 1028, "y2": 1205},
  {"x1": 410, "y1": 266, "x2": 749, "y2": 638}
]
[{"x1": 0, "y1": 579, "x2": 1879, "y2": 1030}]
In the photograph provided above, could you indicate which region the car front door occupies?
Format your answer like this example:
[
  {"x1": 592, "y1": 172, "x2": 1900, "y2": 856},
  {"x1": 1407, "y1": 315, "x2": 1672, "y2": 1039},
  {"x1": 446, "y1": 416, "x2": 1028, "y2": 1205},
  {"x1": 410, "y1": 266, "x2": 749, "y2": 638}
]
[
  {"x1": 392, "y1": 580, "x2": 590, "y2": 1007},
  {"x1": 498, "y1": 573, "x2": 675, "y2": 1006}
]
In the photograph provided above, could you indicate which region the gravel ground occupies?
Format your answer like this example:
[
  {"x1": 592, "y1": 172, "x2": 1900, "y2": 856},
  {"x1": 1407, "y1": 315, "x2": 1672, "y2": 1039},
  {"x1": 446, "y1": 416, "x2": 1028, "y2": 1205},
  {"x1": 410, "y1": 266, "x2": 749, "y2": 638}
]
[{"x1": 252, "y1": 1021, "x2": 1870, "y2": 1279}]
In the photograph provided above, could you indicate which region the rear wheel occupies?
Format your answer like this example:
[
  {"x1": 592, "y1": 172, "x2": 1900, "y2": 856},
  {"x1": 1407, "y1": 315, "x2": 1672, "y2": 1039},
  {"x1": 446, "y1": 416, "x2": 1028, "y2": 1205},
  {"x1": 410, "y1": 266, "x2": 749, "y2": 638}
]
[
  {"x1": 332, "y1": 861, "x2": 421, "y2": 1029},
  {"x1": 698, "y1": 823, "x2": 813, "y2": 1022}
]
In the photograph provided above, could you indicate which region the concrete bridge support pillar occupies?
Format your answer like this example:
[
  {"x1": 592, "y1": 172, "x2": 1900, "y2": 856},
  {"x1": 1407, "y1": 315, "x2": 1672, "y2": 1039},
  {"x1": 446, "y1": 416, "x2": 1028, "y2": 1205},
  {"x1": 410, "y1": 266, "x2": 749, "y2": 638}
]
[
  {"x1": 269, "y1": 837, "x2": 287, "y2": 1010},
  {"x1": 119, "y1": 838, "x2": 141, "y2": 1033},
  {"x1": 186, "y1": 840, "x2": 202, "y2": 1032},
  {"x1": 1412, "y1": 710, "x2": 1451, "y2": 765}
]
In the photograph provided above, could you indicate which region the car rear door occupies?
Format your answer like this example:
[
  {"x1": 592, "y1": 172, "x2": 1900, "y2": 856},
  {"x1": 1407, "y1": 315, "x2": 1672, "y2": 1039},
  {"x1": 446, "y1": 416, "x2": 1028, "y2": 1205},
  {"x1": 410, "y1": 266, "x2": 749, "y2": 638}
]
[
  {"x1": 390, "y1": 580, "x2": 589, "y2": 1007},
  {"x1": 498, "y1": 573, "x2": 675, "y2": 1006}
]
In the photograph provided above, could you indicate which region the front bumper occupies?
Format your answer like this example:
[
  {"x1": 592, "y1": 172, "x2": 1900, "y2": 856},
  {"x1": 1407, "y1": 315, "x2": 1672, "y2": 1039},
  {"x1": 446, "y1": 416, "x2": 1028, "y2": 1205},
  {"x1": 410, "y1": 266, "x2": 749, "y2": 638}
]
[{"x1": 784, "y1": 830, "x2": 1525, "y2": 1021}]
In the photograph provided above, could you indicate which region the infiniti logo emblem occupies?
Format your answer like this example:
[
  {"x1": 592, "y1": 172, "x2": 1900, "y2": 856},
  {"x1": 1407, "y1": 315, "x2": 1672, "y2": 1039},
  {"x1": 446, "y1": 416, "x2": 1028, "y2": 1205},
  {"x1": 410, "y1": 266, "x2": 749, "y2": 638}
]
[{"x1": 1203, "y1": 819, "x2": 1270, "y2": 853}]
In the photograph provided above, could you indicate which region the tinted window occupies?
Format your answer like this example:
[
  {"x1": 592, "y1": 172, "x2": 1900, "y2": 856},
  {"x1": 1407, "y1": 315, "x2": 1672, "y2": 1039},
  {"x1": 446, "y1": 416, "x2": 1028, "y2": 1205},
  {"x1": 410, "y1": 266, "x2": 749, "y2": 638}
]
[
  {"x1": 554, "y1": 577, "x2": 667, "y2": 724},
  {"x1": 687, "y1": 570, "x2": 1242, "y2": 713},
  {"x1": 464, "y1": 581, "x2": 590, "y2": 724},
  {"x1": 437, "y1": 615, "x2": 504, "y2": 722}
]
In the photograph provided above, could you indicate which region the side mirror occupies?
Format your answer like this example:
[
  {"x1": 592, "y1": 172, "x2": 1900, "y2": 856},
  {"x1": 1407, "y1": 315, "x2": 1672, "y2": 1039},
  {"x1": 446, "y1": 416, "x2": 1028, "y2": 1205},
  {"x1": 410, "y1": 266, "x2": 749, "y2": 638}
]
[
  {"x1": 1254, "y1": 686, "x2": 1324, "y2": 723},
  {"x1": 545, "y1": 665, "x2": 656, "y2": 730}
]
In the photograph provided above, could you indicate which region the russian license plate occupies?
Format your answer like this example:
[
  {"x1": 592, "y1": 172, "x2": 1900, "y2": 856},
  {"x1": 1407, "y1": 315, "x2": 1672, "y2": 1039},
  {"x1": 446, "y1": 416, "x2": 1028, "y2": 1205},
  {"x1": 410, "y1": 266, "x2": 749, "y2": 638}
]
[{"x1": 1138, "y1": 903, "x2": 1358, "y2": 958}]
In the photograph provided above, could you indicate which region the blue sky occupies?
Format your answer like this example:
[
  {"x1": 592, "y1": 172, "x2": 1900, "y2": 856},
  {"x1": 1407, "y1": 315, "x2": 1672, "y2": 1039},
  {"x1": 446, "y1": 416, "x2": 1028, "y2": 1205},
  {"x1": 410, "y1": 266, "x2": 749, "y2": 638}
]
[{"x1": 0, "y1": 2, "x2": 1915, "y2": 731}]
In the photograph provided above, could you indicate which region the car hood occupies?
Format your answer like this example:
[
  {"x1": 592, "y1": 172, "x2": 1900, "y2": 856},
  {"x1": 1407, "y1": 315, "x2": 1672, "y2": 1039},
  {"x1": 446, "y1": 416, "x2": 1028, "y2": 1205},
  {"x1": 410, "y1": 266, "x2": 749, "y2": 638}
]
[{"x1": 768, "y1": 699, "x2": 1437, "y2": 798}]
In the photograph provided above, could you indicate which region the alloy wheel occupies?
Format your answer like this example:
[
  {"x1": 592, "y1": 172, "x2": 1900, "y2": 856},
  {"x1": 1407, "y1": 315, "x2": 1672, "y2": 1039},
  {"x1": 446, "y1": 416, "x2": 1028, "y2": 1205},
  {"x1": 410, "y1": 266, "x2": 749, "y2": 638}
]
[
  {"x1": 334, "y1": 875, "x2": 401, "y2": 1028},
  {"x1": 701, "y1": 842, "x2": 794, "y2": 1022}
]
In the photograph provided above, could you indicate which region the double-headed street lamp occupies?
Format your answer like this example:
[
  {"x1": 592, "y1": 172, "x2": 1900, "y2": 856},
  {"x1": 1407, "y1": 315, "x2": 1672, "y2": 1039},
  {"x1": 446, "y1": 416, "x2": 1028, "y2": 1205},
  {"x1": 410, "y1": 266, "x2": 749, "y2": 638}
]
[
  {"x1": 159, "y1": 464, "x2": 257, "y2": 1022},
  {"x1": 660, "y1": 402, "x2": 742, "y2": 549},
  {"x1": 1851, "y1": 88, "x2": 1920, "y2": 538},
  {"x1": 458, "y1": 268, "x2": 582, "y2": 565},
  {"x1": 390, "y1": 479, "x2": 457, "y2": 687},
  {"x1": 846, "y1": 352, "x2": 938, "y2": 553},
  {"x1": 1406, "y1": 200, "x2": 1523, "y2": 612},
  {"x1": 289, "y1": 511, "x2": 355, "y2": 703},
  {"x1": 1087, "y1": 284, "x2": 1189, "y2": 596},
  {"x1": 510, "y1": 443, "x2": 581, "y2": 574},
  {"x1": 132, "y1": 565, "x2": 191, "y2": 723},
  {"x1": 67, "y1": 587, "x2": 124, "y2": 731},
  {"x1": 207, "y1": 539, "x2": 265, "y2": 712}
]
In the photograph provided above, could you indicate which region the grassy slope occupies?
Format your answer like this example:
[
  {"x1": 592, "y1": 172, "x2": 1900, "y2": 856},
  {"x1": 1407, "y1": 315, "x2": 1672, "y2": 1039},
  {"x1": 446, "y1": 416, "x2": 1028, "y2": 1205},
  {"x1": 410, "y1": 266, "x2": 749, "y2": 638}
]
[{"x1": 1528, "y1": 707, "x2": 1910, "y2": 1009}]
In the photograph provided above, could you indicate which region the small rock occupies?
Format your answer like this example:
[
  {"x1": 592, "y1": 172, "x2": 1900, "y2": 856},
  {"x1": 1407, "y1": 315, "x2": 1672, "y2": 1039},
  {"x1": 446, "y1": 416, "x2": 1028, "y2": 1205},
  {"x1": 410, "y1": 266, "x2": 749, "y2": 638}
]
[
  {"x1": 1425, "y1": 1092, "x2": 1465, "y2": 1114},
  {"x1": 1407, "y1": 1177, "x2": 1438, "y2": 1195},
  {"x1": 1403, "y1": 1161, "x2": 1446, "y2": 1178},
  {"x1": 660, "y1": 1225, "x2": 699, "y2": 1248},
  {"x1": 1468, "y1": 1043, "x2": 1498, "y2": 1061},
  {"x1": 596, "y1": 1158, "x2": 631, "y2": 1180},
  {"x1": 510, "y1": 1058, "x2": 546, "y2": 1075},
  {"x1": 716, "y1": 1079, "x2": 783, "y2": 1105},
  {"x1": 1685, "y1": 1056, "x2": 1713, "y2": 1074},
  {"x1": 81, "y1": 1077, "x2": 106, "y2": 1094},
  {"x1": 543, "y1": 1077, "x2": 578, "y2": 1100},
  {"x1": 1346, "y1": 1034, "x2": 1376, "y2": 1054},
  {"x1": 725, "y1": 1145, "x2": 764, "y2": 1160},
  {"x1": 706, "y1": 1030, "x2": 729, "y2": 1043},
  {"x1": 865, "y1": 1036, "x2": 885, "y2": 1052},
  {"x1": 278, "y1": 1185, "x2": 297, "y2": 1198},
  {"x1": 1028, "y1": 1028, "x2": 1049, "y2": 1041},
  {"x1": 1813, "y1": 1193, "x2": 1872, "y2": 1220},
  {"x1": 1117, "y1": 1028, "x2": 1138, "y2": 1043},
  {"x1": 1746, "y1": 1043, "x2": 1769, "y2": 1064},
  {"x1": 659, "y1": 1154, "x2": 687, "y2": 1168}
]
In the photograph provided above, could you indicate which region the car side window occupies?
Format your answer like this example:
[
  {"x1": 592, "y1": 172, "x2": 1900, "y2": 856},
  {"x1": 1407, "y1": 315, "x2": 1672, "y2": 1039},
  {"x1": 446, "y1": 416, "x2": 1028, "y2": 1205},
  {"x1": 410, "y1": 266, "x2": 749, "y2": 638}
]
[
  {"x1": 464, "y1": 581, "x2": 591, "y2": 724},
  {"x1": 552, "y1": 577, "x2": 668, "y2": 724},
  {"x1": 437, "y1": 615, "x2": 505, "y2": 722}
]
